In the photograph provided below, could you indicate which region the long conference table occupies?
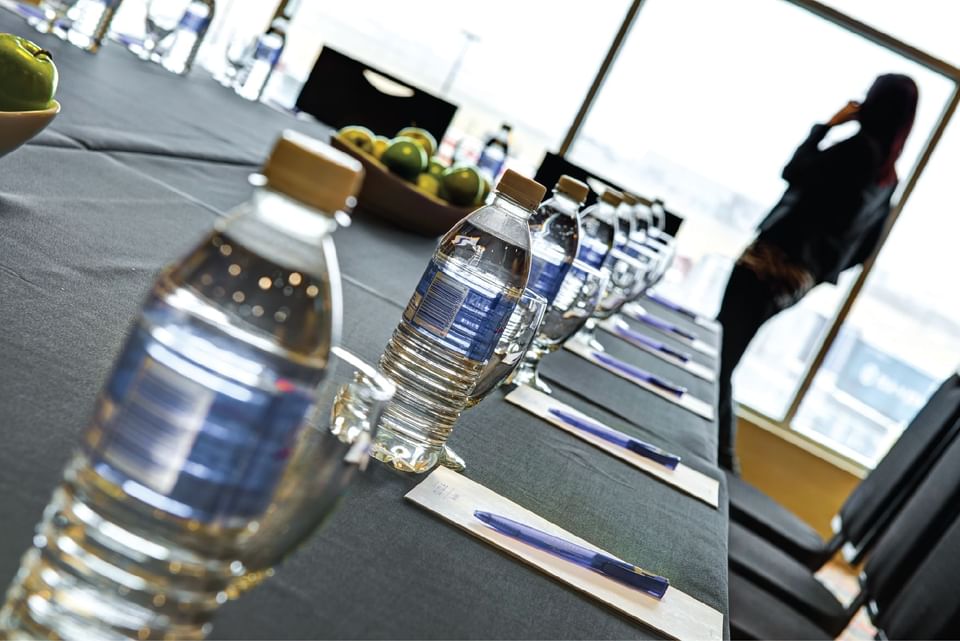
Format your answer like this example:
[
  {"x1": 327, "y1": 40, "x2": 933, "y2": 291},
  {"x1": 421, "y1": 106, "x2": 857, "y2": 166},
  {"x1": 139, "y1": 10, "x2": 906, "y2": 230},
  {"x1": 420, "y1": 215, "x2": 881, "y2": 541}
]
[{"x1": 0, "y1": 9, "x2": 729, "y2": 639}]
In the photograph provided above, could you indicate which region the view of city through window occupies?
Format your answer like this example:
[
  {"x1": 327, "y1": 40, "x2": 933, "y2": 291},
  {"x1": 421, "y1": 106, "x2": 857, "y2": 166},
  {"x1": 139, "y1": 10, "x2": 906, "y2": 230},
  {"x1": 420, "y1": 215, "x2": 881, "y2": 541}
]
[{"x1": 114, "y1": 0, "x2": 959, "y2": 468}]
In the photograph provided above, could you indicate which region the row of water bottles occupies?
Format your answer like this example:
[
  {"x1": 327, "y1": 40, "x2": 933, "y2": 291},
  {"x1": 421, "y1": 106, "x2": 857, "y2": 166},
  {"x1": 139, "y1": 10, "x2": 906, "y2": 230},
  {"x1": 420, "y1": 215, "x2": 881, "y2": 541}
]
[
  {"x1": 0, "y1": 125, "x2": 674, "y2": 638},
  {"x1": 372, "y1": 169, "x2": 675, "y2": 473},
  {"x1": 24, "y1": 0, "x2": 290, "y2": 95}
]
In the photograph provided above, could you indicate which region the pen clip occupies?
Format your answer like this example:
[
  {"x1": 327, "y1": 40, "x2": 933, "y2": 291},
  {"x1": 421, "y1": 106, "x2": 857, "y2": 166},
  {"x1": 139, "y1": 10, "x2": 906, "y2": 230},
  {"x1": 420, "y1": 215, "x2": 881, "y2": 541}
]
[
  {"x1": 625, "y1": 440, "x2": 681, "y2": 470},
  {"x1": 596, "y1": 557, "x2": 670, "y2": 599}
]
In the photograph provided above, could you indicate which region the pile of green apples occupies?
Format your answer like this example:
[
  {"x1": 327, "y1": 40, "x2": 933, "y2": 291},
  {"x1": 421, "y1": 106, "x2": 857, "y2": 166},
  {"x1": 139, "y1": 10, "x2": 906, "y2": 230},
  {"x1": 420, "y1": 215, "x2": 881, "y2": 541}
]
[
  {"x1": 0, "y1": 33, "x2": 59, "y2": 112},
  {"x1": 337, "y1": 125, "x2": 490, "y2": 208}
]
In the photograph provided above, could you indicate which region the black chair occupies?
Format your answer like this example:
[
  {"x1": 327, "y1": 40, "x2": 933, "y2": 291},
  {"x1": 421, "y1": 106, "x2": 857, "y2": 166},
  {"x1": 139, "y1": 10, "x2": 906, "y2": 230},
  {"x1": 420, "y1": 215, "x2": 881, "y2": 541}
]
[
  {"x1": 295, "y1": 46, "x2": 458, "y2": 144},
  {"x1": 534, "y1": 152, "x2": 685, "y2": 236},
  {"x1": 729, "y1": 372, "x2": 960, "y2": 569},
  {"x1": 875, "y1": 511, "x2": 960, "y2": 640},
  {"x1": 730, "y1": 410, "x2": 960, "y2": 639}
]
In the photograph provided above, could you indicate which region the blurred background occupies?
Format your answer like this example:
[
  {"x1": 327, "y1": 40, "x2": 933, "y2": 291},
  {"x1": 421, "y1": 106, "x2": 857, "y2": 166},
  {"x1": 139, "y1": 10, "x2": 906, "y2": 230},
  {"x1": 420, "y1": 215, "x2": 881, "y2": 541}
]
[{"x1": 109, "y1": 0, "x2": 960, "y2": 471}]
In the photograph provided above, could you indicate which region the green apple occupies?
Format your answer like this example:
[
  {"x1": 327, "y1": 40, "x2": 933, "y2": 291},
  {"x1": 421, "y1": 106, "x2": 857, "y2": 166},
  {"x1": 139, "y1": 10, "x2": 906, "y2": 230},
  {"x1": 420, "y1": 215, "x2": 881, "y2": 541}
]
[
  {"x1": 416, "y1": 172, "x2": 441, "y2": 197},
  {"x1": 440, "y1": 165, "x2": 483, "y2": 206},
  {"x1": 381, "y1": 137, "x2": 427, "y2": 181},
  {"x1": 337, "y1": 125, "x2": 376, "y2": 154},
  {"x1": 397, "y1": 127, "x2": 437, "y2": 158},
  {"x1": 474, "y1": 175, "x2": 492, "y2": 206},
  {"x1": 0, "y1": 33, "x2": 58, "y2": 112},
  {"x1": 372, "y1": 135, "x2": 390, "y2": 159},
  {"x1": 427, "y1": 158, "x2": 446, "y2": 177}
]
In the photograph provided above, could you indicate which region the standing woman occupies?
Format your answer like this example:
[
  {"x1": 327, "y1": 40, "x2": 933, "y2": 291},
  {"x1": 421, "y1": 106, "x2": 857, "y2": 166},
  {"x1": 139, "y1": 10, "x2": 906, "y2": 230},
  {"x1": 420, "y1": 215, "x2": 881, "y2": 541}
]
[{"x1": 716, "y1": 74, "x2": 919, "y2": 471}]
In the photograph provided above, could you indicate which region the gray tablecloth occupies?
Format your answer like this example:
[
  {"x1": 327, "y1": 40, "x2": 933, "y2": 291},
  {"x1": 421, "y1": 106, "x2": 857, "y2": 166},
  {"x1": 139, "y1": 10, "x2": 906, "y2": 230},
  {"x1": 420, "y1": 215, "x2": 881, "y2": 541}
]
[{"x1": 0, "y1": 8, "x2": 728, "y2": 639}]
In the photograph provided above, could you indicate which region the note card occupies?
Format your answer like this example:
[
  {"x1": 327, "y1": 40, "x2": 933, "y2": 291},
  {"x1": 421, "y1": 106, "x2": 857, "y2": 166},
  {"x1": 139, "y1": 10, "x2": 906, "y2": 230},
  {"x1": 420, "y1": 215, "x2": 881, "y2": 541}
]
[
  {"x1": 564, "y1": 339, "x2": 715, "y2": 421},
  {"x1": 406, "y1": 467, "x2": 723, "y2": 641},
  {"x1": 598, "y1": 317, "x2": 717, "y2": 383},
  {"x1": 620, "y1": 304, "x2": 719, "y2": 359},
  {"x1": 505, "y1": 385, "x2": 719, "y2": 508}
]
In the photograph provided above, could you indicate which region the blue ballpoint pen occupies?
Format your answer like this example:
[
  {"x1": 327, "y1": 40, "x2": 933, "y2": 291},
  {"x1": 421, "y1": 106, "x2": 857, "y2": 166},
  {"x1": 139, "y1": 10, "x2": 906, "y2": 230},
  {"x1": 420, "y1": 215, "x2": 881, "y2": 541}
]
[
  {"x1": 592, "y1": 351, "x2": 688, "y2": 397},
  {"x1": 474, "y1": 510, "x2": 670, "y2": 600},
  {"x1": 612, "y1": 322, "x2": 691, "y2": 363},
  {"x1": 647, "y1": 293, "x2": 700, "y2": 321},
  {"x1": 636, "y1": 313, "x2": 698, "y2": 342},
  {"x1": 548, "y1": 408, "x2": 680, "y2": 470}
]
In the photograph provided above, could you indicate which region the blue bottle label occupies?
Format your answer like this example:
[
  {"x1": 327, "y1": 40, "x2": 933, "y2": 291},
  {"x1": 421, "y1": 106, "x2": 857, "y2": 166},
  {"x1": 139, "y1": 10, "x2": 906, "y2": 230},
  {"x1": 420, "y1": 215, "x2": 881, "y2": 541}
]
[
  {"x1": 85, "y1": 324, "x2": 315, "y2": 523},
  {"x1": 477, "y1": 150, "x2": 505, "y2": 178},
  {"x1": 254, "y1": 39, "x2": 282, "y2": 64},
  {"x1": 527, "y1": 253, "x2": 569, "y2": 303},
  {"x1": 577, "y1": 235, "x2": 609, "y2": 270},
  {"x1": 178, "y1": 8, "x2": 210, "y2": 33},
  {"x1": 402, "y1": 259, "x2": 516, "y2": 362}
]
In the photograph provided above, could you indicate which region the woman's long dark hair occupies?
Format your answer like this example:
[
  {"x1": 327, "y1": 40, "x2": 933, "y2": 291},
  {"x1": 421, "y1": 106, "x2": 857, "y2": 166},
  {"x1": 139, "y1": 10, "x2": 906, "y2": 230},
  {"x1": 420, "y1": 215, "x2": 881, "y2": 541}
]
[{"x1": 858, "y1": 74, "x2": 919, "y2": 186}]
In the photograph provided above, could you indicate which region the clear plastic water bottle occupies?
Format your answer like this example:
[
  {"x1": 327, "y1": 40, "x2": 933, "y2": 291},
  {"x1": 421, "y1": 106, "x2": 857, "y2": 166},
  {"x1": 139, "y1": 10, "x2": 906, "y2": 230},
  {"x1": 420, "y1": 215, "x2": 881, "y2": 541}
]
[
  {"x1": 160, "y1": 0, "x2": 215, "y2": 75},
  {"x1": 235, "y1": 17, "x2": 287, "y2": 101},
  {"x1": 32, "y1": 0, "x2": 76, "y2": 36},
  {"x1": 650, "y1": 198, "x2": 667, "y2": 233},
  {"x1": 575, "y1": 189, "x2": 621, "y2": 270},
  {"x1": 612, "y1": 193, "x2": 635, "y2": 253},
  {"x1": 63, "y1": 0, "x2": 122, "y2": 51},
  {"x1": 0, "y1": 132, "x2": 388, "y2": 640},
  {"x1": 372, "y1": 169, "x2": 545, "y2": 473},
  {"x1": 624, "y1": 192, "x2": 652, "y2": 234},
  {"x1": 526, "y1": 175, "x2": 588, "y2": 305},
  {"x1": 476, "y1": 123, "x2": 511, "y2": 183}
]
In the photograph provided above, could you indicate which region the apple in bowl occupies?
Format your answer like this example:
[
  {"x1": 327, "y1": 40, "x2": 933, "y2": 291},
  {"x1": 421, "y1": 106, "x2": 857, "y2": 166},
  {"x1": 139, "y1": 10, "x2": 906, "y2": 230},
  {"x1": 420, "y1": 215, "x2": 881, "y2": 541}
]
[{"x1": 0, "y1": 33, "x2": 60, "y2": 158}]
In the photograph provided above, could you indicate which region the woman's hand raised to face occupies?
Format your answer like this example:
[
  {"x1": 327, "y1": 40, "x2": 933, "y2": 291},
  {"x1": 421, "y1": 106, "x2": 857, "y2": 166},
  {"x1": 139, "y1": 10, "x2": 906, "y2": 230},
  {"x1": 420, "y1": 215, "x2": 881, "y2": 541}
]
[{"x1": 827, "y1": 101, "x2": 862, "y2": 127}]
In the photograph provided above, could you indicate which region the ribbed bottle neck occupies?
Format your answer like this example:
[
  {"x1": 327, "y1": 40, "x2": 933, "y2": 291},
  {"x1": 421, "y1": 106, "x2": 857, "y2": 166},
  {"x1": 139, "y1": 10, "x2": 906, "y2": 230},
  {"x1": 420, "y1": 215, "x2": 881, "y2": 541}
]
[{"x1": 492, "y1": 193, "x2": 533, "y2": 221}]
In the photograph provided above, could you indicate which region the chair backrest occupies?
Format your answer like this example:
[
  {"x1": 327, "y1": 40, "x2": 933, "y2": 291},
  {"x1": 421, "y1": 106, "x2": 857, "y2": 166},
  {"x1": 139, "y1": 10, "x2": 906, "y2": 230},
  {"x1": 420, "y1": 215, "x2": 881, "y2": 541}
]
[
  {"x1": 873, "y1": 509, "x2": 960, "y2": 640},
  {"x1": 839, "y1": 373, "x2": 960, "y2": 563},
  {"x1": 861, "y1": 417, "x2": 960, "y2": 616},
  {"x1": 533, "y1": 152, "x2": 685, "y2": 237},
  {"x1": 295, "y1": 46, "x2": 457, "y2": 145}
]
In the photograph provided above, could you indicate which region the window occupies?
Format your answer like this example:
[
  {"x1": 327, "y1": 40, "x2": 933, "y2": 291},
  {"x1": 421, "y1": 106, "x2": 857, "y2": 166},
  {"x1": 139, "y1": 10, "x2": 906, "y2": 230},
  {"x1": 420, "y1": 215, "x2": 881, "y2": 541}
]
[
  {"x1": 567, "y1": 0, "x2": 954, "y2": 422},
  {"x1": 816, "y1": 0, "x2": 960, "y2": 67},
  {"x1": 112, "y1": 0, "x2": 960, "y2": 468},
  {"x1": 791, "y1": 115, "x2": 960, "y2": 466},
  {"x1": 195, "y1": 0, "x2": 631, "y2": 174}
]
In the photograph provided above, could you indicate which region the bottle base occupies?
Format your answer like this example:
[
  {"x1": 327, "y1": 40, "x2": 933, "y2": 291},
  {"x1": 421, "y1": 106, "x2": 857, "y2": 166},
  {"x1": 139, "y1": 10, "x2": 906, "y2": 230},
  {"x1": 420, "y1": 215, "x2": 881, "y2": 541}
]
[
  {"x1": 370, "y1": 425, "x2": 442, "y2": 474},
  {"x1": 572, "y1": 319, "x2": 605, "y2": 353}
]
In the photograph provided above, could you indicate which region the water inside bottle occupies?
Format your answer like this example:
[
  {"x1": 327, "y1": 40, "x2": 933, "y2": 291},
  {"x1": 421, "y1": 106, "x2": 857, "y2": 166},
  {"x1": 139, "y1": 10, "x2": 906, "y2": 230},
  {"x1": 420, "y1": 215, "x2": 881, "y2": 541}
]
[
  {"x1": 0, "y1": 231, "x2": 343, "y2": 639},
  {"x1": 373, "y1": 212, "x2": 529, "y2": 472}
]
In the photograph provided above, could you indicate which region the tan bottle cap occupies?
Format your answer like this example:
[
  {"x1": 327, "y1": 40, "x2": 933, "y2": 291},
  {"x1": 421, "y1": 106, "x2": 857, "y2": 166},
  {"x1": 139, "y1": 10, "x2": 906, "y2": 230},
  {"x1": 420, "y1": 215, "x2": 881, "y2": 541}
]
[
  {"x1": 600, "y1": 189, "x2": 624, "y2": 207},
  {"x1": 496, "y1": 169, "x2": 546, "y2": 211},
  {"x1": 262, "y1": 130, "x2": 364, "y2": 214},
  {"x1": 555, "y1": 175, "x2": 589, "y2": 204},
  {"x1": 621, "y1": 192, "x2": 639, "y2": 206},
  {"x1": 627, "y1": 192, "x2": 653, "y2": 207}
]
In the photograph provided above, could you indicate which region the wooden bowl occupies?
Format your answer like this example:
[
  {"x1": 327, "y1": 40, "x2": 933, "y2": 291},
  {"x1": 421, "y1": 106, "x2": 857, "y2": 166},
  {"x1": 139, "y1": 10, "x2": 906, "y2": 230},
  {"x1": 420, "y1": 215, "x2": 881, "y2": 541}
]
[
  {"x1": 331, "y1": 135, "x2": 473, "y2": 237},
  {"x1": 0, "y1": 100, "x2": 60, "y2": 159}
]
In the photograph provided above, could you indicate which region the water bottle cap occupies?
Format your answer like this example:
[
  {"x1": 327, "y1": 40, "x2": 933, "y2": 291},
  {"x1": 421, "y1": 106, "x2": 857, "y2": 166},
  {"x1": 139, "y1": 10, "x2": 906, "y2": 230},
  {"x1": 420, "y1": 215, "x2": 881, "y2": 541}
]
[
  {"x1": 621, "y1": 191, "x2": 639, "y2": 206},
  {"x1": 600, "y1": 189, "x2": 624, "y2": 206},
  {"x1": 626, "y1": 191, "x2": 652, "y2": 207},
  {"x1": 263, "y1": 130, "x2": 364, "y2": 214},
  {"x1": 555, "y1": 175, "x2": 589, "y2": 204},
  {"x1": 495, "y1": 169, "x2": 545, "y2": 211}
]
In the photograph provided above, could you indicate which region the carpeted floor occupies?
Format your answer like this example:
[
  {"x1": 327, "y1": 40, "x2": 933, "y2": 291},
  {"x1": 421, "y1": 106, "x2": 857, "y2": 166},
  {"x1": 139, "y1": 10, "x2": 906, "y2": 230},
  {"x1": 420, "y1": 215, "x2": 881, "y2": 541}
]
[{"x1": 815, "y1": 561, "x2": 876, "y2": 640}]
